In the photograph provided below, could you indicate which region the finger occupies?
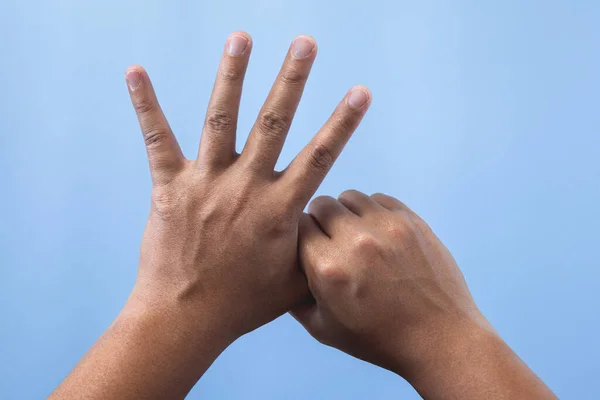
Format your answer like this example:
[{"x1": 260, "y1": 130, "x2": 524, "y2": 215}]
[
  {"x1": 298, "y1": 212, "x2": 328, "y2": 261},
  {"x1": 371, "y1": 193, "x2": 432, "y2": 235},
  {"x1": 282, "y1": 86, "x2": 371, "y2": 206},
  {"x1": 297, "y1": 213, "x2": 327, "y2": 293},
  {"x1": 242, "y1": 35, "x2": 317, "y2": 172},
  {"x1": 292, "y1": 215, "x2": 331, "y2": 339},
  {"x1": 370, "y1": 193, "x2": 411, "y2": 212},
  {"x1": 198, "y1": 32, "x2": 252, "y2": 169},
  {"x1": 126, "y1": 65, "x2": 184, "y2": 185},
  {"x1": 338, "y1": 189, "x2": 381, "y2": 216},
  {"x1": 308, "y1": 196, "x2": 356, "y2": 238}
]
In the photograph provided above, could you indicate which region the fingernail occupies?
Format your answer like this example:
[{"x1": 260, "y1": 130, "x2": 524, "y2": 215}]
[
  {"x1": 126, "y1": 70, "x2": 141, "y2": 91},
  {"x1": 347, "y1": 87, "x2": 369, "y2": 109},
  {"x1": 228, "y1": 34, "x2": 249, "y2": 56},
  {"x1": 291, "y1": 36, "x2": 315, "y2": 59}
]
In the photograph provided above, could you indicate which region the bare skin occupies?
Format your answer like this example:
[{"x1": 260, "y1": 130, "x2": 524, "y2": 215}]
[
  {"x1": 49, "y1": 32, "x2": 371, "y2": 399},
  {"x1": 50, "y1": 32, "x2": 555, "y2": 400},
  {"x1": 293, "y1": 190, "x2": 557, "y2": 400}
]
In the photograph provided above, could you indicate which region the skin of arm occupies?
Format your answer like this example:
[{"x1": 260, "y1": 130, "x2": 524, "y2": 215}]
[
  {"x1": 49, "y1": 31, "x2": 371, "y2": 399},
  {"x1": 292, "y1": 190, "x2": 558, "y2": 400}
]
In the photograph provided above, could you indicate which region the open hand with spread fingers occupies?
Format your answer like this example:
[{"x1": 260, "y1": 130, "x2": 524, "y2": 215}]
[
  {"x1": 127, "y1": 32, "x2": 370, "y2": 346},
  {"x1": 50, "y1": 32, "x2": 370, "y2": 400}
]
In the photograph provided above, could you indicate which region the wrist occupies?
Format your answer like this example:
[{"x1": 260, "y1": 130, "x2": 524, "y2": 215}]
[
  {"x1": 386, "y1": 311, "x2": 500, "y2": 378},
  {"x1": 122, "y1": 283, "x2": 238, "y2": 353},
  {"x1": 51, "y1": 286, "x2": 238, "y2": 400},
  {"x1": 391, "y1": 314, "x2": 553, "y2": 400}
]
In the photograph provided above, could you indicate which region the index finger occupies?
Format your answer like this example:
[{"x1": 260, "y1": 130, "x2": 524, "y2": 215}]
[{"x1": 281, "y1": 86, "x2": 371, "y2": 206}]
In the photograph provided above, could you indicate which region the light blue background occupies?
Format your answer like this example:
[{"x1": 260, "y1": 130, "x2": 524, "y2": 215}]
[{"x1": 1, "y1": 1, "x2": 598, "y2": 398}]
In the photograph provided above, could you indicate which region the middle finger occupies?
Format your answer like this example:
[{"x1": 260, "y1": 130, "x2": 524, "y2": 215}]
[{"x1": 242, "y1": 35, "x2": 317, "y2": 173}]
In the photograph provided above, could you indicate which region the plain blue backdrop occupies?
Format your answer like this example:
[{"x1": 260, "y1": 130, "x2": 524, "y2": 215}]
[{"x1": 1, "y1": 0, "x2": 599, "y2": 398}]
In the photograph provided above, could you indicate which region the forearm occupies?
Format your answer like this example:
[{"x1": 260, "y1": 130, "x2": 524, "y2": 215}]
[
  {"x1": 49, "y1": 295, "x2": 232, "y2": 400},
  {"x1": 397, "y1": 317, "x2": 557, "y2": 400}
]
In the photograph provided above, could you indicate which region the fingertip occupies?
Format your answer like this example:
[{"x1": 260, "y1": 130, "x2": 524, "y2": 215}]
[
  {"x1": 226, "y1": 31, "x2": 253, "y2": 56},
  {"x1": 125, "y1": 65, "x2": 147, "y2": 92},
  {"x1": 126, "y1": 64, "x2": 145, "y2": 74},
  {"x1": 353, "y1": 85, "x2": 372, "y2": 98},
  {"x1": 296, "y1": 33, "x2": 317, "y2": 43},
  {"x1": 347, "y1": 85, "x2": 372, "y2": 110},
  {"x1": 291, "y1": 34, "x2": 318, "y2": 59},
  {"x1": 228, "y1": 30, "x2": 252, "y2": 41}
]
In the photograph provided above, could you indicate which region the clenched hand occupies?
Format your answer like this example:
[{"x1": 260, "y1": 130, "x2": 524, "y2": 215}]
[{"x1": 293, "y1": 191, "x2": 557, "y2": 400}]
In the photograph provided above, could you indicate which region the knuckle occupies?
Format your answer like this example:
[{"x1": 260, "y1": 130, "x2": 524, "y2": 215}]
[
  {"x1": 151, "y1": 186, "x2": 180, "y2": 219},
  {"x1": 351, "y1": 232, "x2": 382, "y2": 253},
  {"x1": 385, "y1": 221, "x2": 411, "y2": 240},
  {"x1": 220, "y1": 64, "x2": 244, "y2": 81},
  {"x1": 206, "y1": 111, "x2": 235, "y2": 133},
  {"x1": 258, "y1": 110, "x2": 290, "y2": 139},
  {"x1": 385, "y1": 214, "x2": 420, "y2": 242},
  {"x1": 316, "y1": 261, "x2": 349, "y2": 285},
  {"x1": 306, "y1": 144, "x2": 334, "y2": 175},
  {"x1": 280, "y1": 69, "x2": 306, "y2": 86},
  {"x1": 133, "y1": 98, "x2": 156, "y2": 116},
  {"x1": 143, "y1": 126, "x2": 168, "y2": 149}
]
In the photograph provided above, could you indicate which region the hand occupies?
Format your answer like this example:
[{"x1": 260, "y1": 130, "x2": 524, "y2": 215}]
[
  {"x1": 50, "y1": 33, "x2": 371, "y2": 400},
  {"x1": 293, "y1": 190, "x2": 483, "y2": 371},
  {"x1": 127, "y1": 32, "x2": 371, "y2": 341},
  {"x1": 293, "y1": 190, "x2": 556, "y2": 399}
]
